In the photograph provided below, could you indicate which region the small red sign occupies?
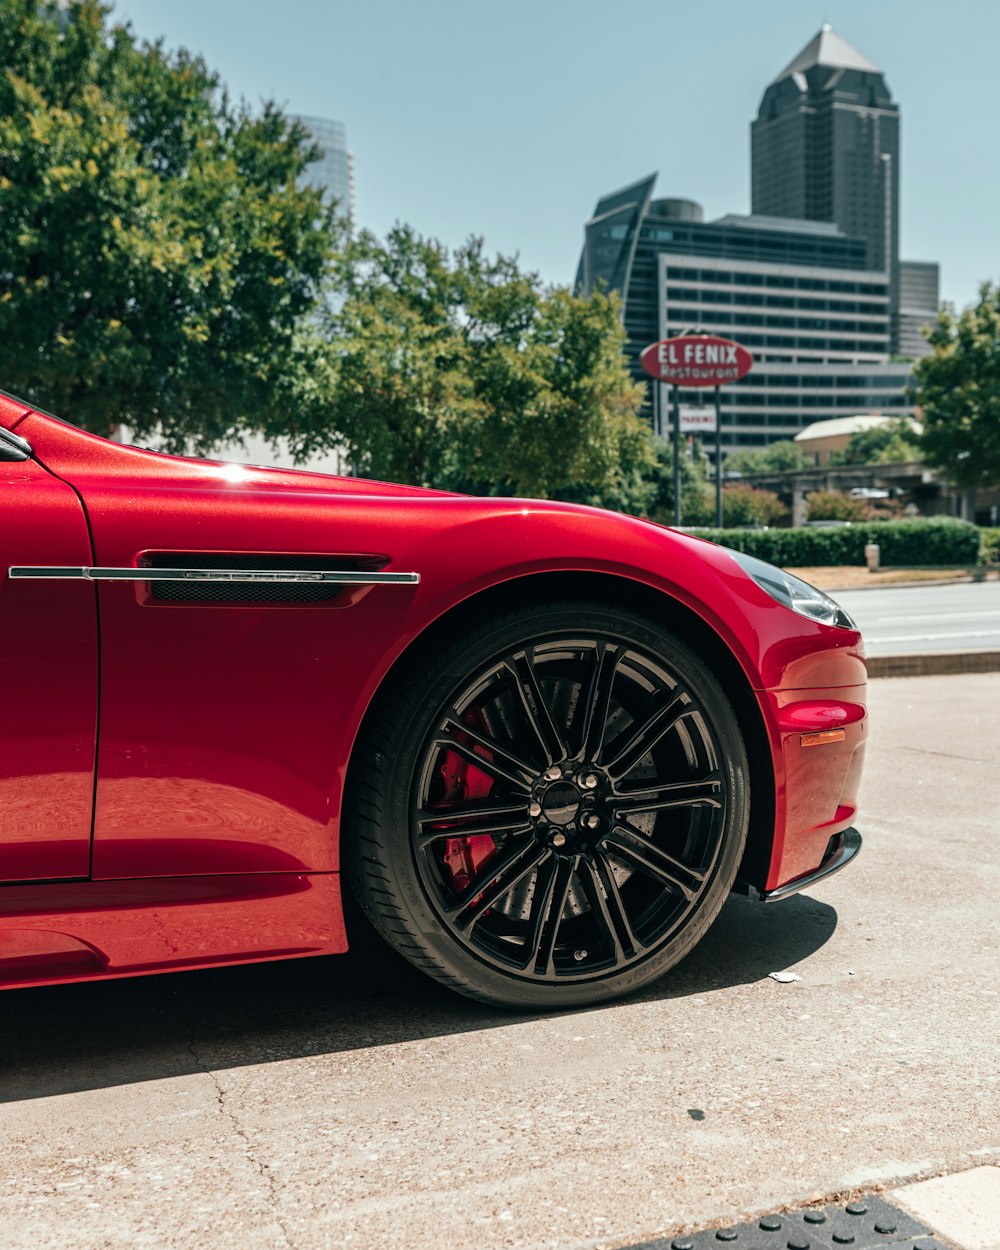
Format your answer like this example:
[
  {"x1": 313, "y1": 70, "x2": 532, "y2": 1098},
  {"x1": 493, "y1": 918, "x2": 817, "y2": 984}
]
[{"x1": 640, "y1": 335, "x2": 754, "y2": 387}]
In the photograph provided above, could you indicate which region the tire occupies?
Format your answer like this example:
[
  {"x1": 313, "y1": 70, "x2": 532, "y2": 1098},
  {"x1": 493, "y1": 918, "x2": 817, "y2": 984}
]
[{"x1": 344, "y1": 599, "x2": 749, "y2": 1010}]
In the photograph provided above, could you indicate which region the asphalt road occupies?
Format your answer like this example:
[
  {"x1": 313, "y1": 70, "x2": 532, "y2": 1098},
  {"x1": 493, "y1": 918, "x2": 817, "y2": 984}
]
[
  {"x1": 2, "y1": 675, "x2": 999, "y2": 1250},
  {"x1": 832, "y1": 581, "x2": 1000, "y2": 656}
]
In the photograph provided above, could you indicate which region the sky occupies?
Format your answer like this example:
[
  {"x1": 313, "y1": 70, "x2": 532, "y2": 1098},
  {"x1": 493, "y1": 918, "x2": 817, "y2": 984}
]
[{"x1": 113, "y1": 0, "x2": 999, "y2": 312}]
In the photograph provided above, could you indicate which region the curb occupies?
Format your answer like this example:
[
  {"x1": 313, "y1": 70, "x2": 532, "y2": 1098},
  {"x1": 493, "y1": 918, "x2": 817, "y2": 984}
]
[
  {"x1": 867, "y1": 649, "x2": 1000, "y2": 678},
  {"x1": 822, "y1": 574, "x2": 1000, "y2": 593}
]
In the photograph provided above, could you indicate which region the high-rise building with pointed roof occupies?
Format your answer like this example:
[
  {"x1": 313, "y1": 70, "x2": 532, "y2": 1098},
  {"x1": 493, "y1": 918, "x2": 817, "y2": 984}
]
[{"x1": 751, "y1": 24, "x2": 901, "y2": 346}]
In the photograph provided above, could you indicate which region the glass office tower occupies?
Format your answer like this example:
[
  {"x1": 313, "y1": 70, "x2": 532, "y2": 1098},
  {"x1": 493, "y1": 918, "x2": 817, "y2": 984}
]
[
  {"x1": 898, "y1": 261, "x2": 941, "y2": 359},
  {"x1": 293, "y1": 114, "x2": 355, "y2": 230},
  {"x1": 576, "y1": 178, "x2": 914, "y2": 454}
]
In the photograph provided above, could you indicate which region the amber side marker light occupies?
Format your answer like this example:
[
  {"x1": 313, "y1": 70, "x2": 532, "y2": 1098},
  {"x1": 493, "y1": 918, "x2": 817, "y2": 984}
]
[{"x1": 800, "y1": 729, "x2": 847, "y2": 748}]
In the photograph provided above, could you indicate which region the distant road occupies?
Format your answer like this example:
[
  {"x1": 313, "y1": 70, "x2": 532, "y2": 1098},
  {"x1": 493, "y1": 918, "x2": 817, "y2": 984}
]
[{"x1": 831, "y1": 580, "x2": 1000, "y2": 656}]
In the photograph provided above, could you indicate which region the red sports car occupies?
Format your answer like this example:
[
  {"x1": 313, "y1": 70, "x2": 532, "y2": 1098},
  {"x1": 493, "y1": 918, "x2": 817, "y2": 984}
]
[{"x1": 0, "y1": 390, "x2": 865, "y2": 1009}]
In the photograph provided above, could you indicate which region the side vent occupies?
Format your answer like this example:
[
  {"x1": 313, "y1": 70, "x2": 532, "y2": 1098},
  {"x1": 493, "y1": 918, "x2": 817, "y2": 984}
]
[{"x1": 146, "y1": 554, "x2": 372, "y2": 604}]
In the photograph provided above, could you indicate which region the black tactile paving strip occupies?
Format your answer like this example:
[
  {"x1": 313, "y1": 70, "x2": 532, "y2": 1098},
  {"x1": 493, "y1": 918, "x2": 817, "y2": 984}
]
[{"x1": 621, "y1": 1195, "x2": 950, "y2": 1250}]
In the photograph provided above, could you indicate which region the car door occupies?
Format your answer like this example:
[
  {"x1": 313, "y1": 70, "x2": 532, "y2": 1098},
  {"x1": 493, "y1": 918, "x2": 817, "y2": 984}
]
[{"x1": 0, "y1": 453, "x2": 98, "y2": 882}]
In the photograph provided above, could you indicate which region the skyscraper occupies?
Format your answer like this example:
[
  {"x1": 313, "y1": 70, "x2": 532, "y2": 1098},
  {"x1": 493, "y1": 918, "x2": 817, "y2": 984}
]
[
  {"x1": 293, "y1": 114, "x2": 355, "y2": 231},
  {"x1": 898, "y1": 260, "x2": 941, "y2": 358},
  {"x1": 751, "y1": 25, "x2": 901, "y2": 346}
]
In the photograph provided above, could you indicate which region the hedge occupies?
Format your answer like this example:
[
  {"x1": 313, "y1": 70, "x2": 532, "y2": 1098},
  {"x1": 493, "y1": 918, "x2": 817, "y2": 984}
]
[
  {"x1": 689, "y1": 518, "x2": 982, "y2": 568},
  {"x1": 982, "y1": 528, "x2": 1000, "y2": 565}
]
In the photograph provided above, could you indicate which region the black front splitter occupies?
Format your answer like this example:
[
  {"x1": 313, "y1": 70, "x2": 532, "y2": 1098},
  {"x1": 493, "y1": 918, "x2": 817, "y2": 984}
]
[{"x1": 759, "y1": 827, "x2": 862, "y2": 904}]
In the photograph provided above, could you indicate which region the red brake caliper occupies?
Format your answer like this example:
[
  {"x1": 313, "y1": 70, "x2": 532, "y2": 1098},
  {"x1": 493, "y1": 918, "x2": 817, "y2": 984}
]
[{"x1": 438, "y1": 740, "x2": 499, "y2": 897}]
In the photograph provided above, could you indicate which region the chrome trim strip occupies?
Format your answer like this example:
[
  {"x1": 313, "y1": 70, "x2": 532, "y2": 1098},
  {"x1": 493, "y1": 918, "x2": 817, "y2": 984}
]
[
  {"x1": 8, "y1": 566, "x2": 420, "y2": 585},
  {"x1": 0, "y1": 426, "x2": 32, "y2": 460},
  {"x1": 759, "y1": 827, "x2": 862, "y2": 903}
]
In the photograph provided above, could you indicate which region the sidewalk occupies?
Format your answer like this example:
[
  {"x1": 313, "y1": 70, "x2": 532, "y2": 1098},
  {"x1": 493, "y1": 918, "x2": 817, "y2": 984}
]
[
  {"x1": 617, "y1": 1167, "x2": 1000, "y2": 1250},
  {"x1": 788, "y1": 566, "x2": 1000, "y2": 592}
]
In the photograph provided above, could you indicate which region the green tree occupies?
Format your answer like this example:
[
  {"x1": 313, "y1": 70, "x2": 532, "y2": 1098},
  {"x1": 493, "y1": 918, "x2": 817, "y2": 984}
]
[
  {"x1": 286, "y1": 226, "x2": 653, "y2": 502},
  {"x1": 724, "y1": 439, "x2": 811, "y2": 476},
  {"x1": 644, "y1": 436, "x2": 715, "y2": 526},
  {"x1": 912, "y1": 283, "x2": 1000, "y2": 489},
  {"x1": 829, "y1": 416, "x2": 921, "y2": 465},
  {"x1": 0, "y1": 0, "x2": 336, "y2": 446}
]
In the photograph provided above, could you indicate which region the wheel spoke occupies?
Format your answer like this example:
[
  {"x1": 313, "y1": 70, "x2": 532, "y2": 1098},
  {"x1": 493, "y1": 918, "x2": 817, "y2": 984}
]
[
  {"x1": 614, "y1": 775, "x2": 722, "y2": 816},
  {"x1": 580, "y1": 857, "x2": 642, "y2": 961},
  {"x1": 506, "y1": 649, "x2": 566, "y2": 766},
  {"x1": 595, "y1": 854, "x2": 645, "y2": 956},
  {"x1": 528, "y1": 855, "x2": 577, "y2": 976},
  {"x1": 603, "y1": 692, "x2": 689, "y2": 781},
  {"x1": 416, "y1": 802, "x2": 531, "y2": 840},
  {"x1": 576, "y1": 642, "x2": 620, "y2": 763},
  {"x1": 439, "y1": 720, "x2": 536, "y2": 790},
  {"x1": 604, "y1": 821, "x2": 705, "y2": 902},
  {"x1": 448, "y1": 838, "x2": 549, "y2": 930},
  {"x1": 519, "y1": 852, "x2": 559, "y2": 971}
]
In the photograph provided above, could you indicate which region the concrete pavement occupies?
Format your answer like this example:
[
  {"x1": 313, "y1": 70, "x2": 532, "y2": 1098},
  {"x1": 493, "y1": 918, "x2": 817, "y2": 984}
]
[{"x1": 1, "y1": 673, "x2": 998, "y2": 1250}]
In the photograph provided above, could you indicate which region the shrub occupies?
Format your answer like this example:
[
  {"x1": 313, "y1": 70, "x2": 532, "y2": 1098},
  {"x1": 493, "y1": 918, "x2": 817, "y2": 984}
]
[
  {"x1": 689, "y1": 518, "x2": 982, "y2": 568},
  {"x1": 721, "y1": 484, "x2": 788, "y2": 527},
  {"x1": 981, "y1": 528, "x2": 1000, "y2": 565},
  {"x1": 805, "y1": 490, "x2": 869, "y2": 522}
]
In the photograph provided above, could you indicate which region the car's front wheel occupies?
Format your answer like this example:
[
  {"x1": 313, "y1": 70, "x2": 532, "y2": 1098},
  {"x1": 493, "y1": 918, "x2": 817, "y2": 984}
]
[{"x1": 345, "y1": 600, "x2": 749, "y2": 1009}]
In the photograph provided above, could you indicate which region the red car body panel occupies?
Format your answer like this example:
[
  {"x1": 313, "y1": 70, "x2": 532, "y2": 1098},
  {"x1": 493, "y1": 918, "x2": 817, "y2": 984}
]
[
  {"x1": 0, "y1": 873, "x2": 343, "y2": 988},
  {"x1": 0, "y1": 394, "x2": 867, "y2": 992},
  {"x1": 1, "y1": 455, "x2": 98, "y2": 883}
]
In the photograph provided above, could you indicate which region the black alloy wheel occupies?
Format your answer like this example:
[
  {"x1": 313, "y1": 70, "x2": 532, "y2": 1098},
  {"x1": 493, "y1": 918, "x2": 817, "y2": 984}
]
[{"x1": 345, "y1": 601, "x2": 749, "y2": 1009}]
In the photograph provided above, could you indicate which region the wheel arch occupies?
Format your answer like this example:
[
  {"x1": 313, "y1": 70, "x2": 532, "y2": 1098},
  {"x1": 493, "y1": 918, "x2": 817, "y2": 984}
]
[{"x1": 344, "y1": 569, "x2": 776, "y2": 895}]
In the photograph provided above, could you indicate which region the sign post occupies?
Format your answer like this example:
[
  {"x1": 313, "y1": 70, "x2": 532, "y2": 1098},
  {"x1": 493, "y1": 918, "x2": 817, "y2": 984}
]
[
  {"x1": 671, "y1": 387, "x2": 681, "y2": 526},
  {"x1": 714, "y1": 385, "x2": 723, "y2": 526},
  {"x1": 639, "y1": 334, "x2": 754, "y2": 527}
]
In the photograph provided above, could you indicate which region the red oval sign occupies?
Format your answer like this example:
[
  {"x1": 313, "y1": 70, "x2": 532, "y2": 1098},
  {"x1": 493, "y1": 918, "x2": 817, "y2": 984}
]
[{"x1": 640, "y1": 335, "x2": 754, "y2": 387}]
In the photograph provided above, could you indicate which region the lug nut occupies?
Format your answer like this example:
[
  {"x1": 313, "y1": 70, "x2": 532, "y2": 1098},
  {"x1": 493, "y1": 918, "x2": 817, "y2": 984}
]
[
  {"x1": 582, "y1": 813, "x2": 601, "y2": 830},
  {"x1": 580, "y1": 773, "x2": 599, "y2": 790},
  {"x1": 528, "y1": 801, "x2": 542, "y2": 818},
  {"x1": 551, "y1": 832, "x2": 567, "y2": 848},
  {"x1": 544, "y1": 765, "x2": 562, "y2": 781}
]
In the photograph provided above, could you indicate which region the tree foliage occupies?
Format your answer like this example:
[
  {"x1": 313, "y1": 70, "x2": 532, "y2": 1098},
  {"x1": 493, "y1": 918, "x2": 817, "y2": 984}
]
[
  {"x1": 0, "y1": 0, "x2": 336, "y2": 445},
  {"x1": 638, "y1": 436, "x2": 717, "y2": 526},
  {"x1": 279, "y1": 226, "x2": 654, "y2": 502},
  {"x1": 912, "y1": 283, "x2": 1000, "y2": 489},
  {"x1": 829, "y1": 416, "x2": 922, "y2": 466},
  {"x1": 724, "y1": 439, "x2": 811, "y2": 476},
  {"x1": 0, "y1": 3, "x2": 679, "y2": 508}
]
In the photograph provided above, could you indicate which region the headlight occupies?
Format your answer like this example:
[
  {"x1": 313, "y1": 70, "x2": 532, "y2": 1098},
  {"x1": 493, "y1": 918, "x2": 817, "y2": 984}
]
[{"x1": 727, "y1": 549, "x2": 857, "y2": 630}]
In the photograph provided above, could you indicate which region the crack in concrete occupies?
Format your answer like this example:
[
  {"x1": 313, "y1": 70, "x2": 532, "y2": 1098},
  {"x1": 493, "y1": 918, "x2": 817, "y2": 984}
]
[
  {"x1": 186, "y1": 1040, "x2": 297, "y2": 1250},
  {"x1": 901, "y1": 746, "x2": 993, "y2": 763}
]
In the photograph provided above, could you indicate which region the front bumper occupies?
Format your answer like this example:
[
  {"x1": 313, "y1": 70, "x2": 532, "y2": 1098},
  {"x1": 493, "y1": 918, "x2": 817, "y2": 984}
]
[
  {"x1": 760, "y1": 682, "x2": 867, "y2": 892},
  {"x1": 759, "y1": 827, "x2": 862, "y2": 902}
]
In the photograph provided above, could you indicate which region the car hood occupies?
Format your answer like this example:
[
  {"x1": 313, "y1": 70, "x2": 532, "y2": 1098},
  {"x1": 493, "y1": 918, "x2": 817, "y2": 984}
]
[{"x1": 0, "y1": 397, "x2": 460, "y2": 499}]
